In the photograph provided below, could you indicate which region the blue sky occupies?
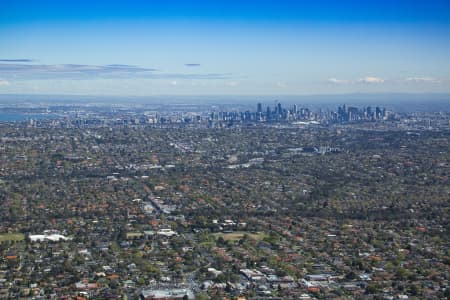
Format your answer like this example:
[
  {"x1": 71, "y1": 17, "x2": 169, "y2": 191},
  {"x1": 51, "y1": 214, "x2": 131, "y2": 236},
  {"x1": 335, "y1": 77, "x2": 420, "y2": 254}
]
[{"x1": 1, "y1": 0, "x2": 450, "y2": 95}]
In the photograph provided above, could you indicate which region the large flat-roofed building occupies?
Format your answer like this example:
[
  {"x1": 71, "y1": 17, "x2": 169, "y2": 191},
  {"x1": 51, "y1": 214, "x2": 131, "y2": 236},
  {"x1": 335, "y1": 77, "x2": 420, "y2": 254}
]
[{"x1": 140, "y1": 288, "x2": 194, "y2": 300}]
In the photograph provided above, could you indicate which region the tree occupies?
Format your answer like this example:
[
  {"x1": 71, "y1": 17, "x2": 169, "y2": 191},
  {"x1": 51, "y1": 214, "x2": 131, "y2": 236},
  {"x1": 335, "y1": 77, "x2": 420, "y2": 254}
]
[
  {"x1": 195, "y1": 293, "x2": 208, "y2": 300},
  {"x1": 366, "y1": 282, "x2": 381, "y2": 294}
]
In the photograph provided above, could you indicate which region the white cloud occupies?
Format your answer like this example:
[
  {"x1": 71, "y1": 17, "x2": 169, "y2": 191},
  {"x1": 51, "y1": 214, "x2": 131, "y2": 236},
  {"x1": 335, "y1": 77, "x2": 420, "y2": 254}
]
[
  {"x1": 0, "y1": 79, "x2": 10, "y2": 86},
  {"x1": 276, "y1": 82, "x2": 288, "y2": 88},
  {"x1": 328, "y1": 77, "x2": 384, "y2": 84},
  {"x1": 405, "y1": 77, "x2": 441, "y2": 83},
  {"x1": 170, "y1": 81, "x2": 177, "y2": 86},
  {"x1": 328, "y1": 76, "x2": 444, "y2": 86},
  {"x1": 225, "y1": 81, "x2": 239, "y2": 87},
  {"x1": 358, "y1": 76, "x2": 384, "y2": 84},
  {"x1": 328, "y1": 78, "x2": 351, "y2": 84}
]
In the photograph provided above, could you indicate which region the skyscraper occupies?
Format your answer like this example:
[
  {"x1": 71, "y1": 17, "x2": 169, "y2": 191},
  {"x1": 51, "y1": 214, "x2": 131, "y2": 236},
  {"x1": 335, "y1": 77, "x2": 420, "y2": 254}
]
[{"x1": 257, "y1": 102, "x2": 262, "y2": 114}]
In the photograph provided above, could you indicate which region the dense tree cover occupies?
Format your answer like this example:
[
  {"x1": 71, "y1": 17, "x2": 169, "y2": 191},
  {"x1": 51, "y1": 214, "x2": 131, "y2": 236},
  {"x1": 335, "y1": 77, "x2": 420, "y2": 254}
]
[{"x1": 0, "y1": 123, "x2": 448, "y2": 298}]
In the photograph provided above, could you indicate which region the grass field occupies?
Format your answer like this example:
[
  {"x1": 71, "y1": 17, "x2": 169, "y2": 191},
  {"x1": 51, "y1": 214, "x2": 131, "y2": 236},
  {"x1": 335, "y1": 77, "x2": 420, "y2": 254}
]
[
  {"x1": 214, "y1": 231, "x2": 266, "y2": 242},
  {"x1": 0, "y1": 233, "x2": 25, "y2": 243}
]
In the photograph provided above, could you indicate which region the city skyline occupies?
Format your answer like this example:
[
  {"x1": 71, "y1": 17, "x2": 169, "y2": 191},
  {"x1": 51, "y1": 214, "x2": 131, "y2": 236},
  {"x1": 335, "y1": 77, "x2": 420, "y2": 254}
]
[{"x1": 1, "y1": 0, "x2": 450, "y2": 96}]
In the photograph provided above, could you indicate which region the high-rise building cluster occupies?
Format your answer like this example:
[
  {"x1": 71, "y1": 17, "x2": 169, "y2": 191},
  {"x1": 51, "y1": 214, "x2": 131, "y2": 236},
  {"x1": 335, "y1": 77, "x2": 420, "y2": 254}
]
[
  {"x1": 333, "y1": 104, "x2": 387, "y2": 123},
  {"x1": 207, "y1": 102, "x2": 389, "y2": 125}
]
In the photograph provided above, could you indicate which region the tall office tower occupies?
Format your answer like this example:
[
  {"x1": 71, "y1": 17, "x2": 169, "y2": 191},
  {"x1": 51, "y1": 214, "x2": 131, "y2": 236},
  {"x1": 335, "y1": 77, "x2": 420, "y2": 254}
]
[
  {"x1": 338, "y1": 106, "x2": 344, "y2": 122},
  {"x1": 366, "y1": 106, "x2": 372, "y2": 119},
  {"x1": 348, "y1": 107, "x2": 358, "y2": 121},
  {"x1": 257, "y1": 102, "x2": 262, "y2": 114},
  {"x1": 375, "y1": 107, "x2": 381, "y2": 119},
  {"x1": 266, "y1": 106, "x2": 271, "y2": 120}
]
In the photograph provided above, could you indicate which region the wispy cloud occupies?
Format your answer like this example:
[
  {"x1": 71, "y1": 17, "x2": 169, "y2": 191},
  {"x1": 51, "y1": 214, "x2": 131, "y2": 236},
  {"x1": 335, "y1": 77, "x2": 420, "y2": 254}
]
[
  {"x1": 0, "y1": 59, "x2": 34, "y2": 62},
  {"x1": 357, "y1": 76, "x2": 384, "y2": 84},
  {"x1": 0, "y1": 63, "x2": 233, "y2": 80},
  {"x1": 0, "y1": 80, "x2": 10, "y2": 86},
  {"x1": 105, "y1": 64, "x2": 145, "y2": 68},
  {"x1": 0, "y1": 63, "x2": 156, "y2": 74},
  {"x1": 328, "y1": 77, "x2": 385, "y2": 84},
  {"x1": 185, "y1": 63, "x2": 201, "y2": 67},
  {"x1": 404, "y1": 77, "x2": 441, "y2": 83},
  {"x1": 329, "y1": 76, "x2": 446, "y2": 85},
  {"x1": 225, "y1": 81, "x2": 239, "y2": 87},
  {"x1": 154, "y1": 73, "x2": 233, "y2": 80},
  {"x1": 276, "y1": 82, "x2": 288, "y2": 88},
  {"x1": 328, "y1": 78, "x2": 351, "y2": 84}
]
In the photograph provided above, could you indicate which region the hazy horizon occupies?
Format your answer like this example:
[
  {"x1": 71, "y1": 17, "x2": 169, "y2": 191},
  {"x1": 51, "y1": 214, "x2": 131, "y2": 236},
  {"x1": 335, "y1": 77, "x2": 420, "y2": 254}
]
[{"x1": 1, "y1": 92, "x2": 450, "y2": 113}]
